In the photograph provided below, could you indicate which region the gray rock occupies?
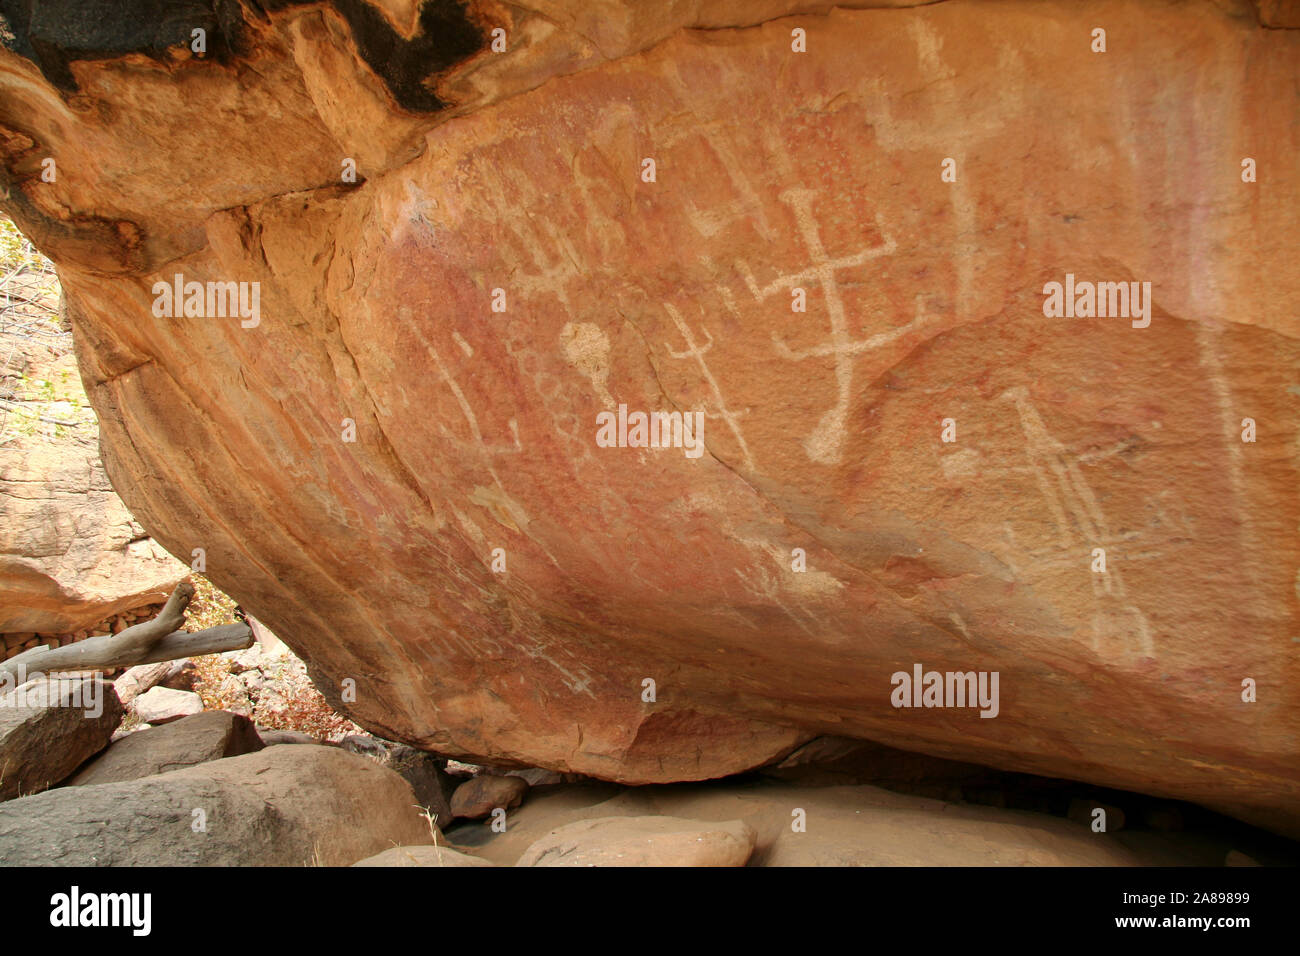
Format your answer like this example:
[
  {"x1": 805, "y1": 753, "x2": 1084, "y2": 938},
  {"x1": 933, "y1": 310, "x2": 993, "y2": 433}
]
[
  {"x1": 113, "y1": 662, "x2": 173, "y2": 705},
  {"x1": 341, "y1": 736, "x2": 455, "y2": 828},
  {"x1": 0, "y1": 677, "x2": 122, "y2": 800},
  {"x1": 0, "y1": 745, "x2": 432, "y2": 865},
  {"x1": 68, "y1": 711, "x2": 264, "y2": 786},
  {"x1": 132, "y1": 686, "x2": 202, "y2": 725},
  {"x1": 387, "y1": 744, "x2": 456, "y2": 828}
]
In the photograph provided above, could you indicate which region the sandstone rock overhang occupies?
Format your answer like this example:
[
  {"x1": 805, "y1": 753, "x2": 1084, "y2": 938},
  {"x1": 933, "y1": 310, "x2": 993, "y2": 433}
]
[
  {"x1": 0, "y1": 0, "x2": 485, "y2": 110},
  {"x1": 0, "y1": 0, "x2": 1296, "y2": 836}
]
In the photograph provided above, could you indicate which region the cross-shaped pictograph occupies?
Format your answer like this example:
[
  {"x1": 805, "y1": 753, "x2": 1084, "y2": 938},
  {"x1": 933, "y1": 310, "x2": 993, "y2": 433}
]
[{"x1": 740, "y1": 187, "x2": 930, "y2": 465}]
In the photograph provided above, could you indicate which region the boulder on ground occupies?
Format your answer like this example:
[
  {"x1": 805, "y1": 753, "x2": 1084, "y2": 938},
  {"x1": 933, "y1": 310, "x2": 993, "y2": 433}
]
[
  {"x1": 113, "y1": 662, "x2": 170, "y2": 705},
  {"x1": 340, "y1": 735, "x2": 455, "y2": 824},
  {"x1": 69, "y1": 710, "x2": 264, "y2": 786},
  {"x1": 0, "y1": 677, "x2": 121, "y2": 800},
  {"x1": 451, "y1": 774, "x2": 529, "y2": 820},
  {"x1": 386, "y1": 744, "x2": 457, "y2": 828},
  {"x1": 517, "y1": 816, "x2": 757, "y2": 867},
  {"x1": 352, "y1": 845, "x2": 494, "y2": 867},
  {"x1": 132, "y1": 686, "x2": 202, "y2": 725},
  {"x1": 115, "y1": 659, "x2": 193, "y2": 704},
  {"x1": 0, "y1": 745, "x2": 432, "y2": 865}
]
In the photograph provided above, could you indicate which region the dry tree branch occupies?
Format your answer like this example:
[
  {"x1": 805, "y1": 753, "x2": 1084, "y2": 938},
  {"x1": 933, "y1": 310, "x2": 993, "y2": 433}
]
[{"x1": 0, "y1": 580, "x2": 253, "y2": 683}]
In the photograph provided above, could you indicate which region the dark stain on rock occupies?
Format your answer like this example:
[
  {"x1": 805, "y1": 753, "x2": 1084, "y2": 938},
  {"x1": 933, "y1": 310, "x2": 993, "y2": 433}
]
[
  {"x1": 311, "y1": 0, "x2": 484, "y2": 112},
  {"x1": 0, "y1": 0, "x2": 234, "y2": 90},
  {"x1": 0, "y1": 159, "x2": 148, "y2": 273},
  {"x1": 0, "y1": 0, "x2": 484, "y2": 111}
]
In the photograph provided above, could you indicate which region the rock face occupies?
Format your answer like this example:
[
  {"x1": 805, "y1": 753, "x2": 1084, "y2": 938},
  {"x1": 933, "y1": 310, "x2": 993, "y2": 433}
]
[
  {"x1": 0, "y1": 312, "x2": 185, "y2": 638},
  {"x1": 0, "y1": 745, "x2": 432, "y2": 865},
  {"x1": 0, "y1": 416, "x2": 186, "y2": 637},
  {"x1": 69, "y1": 710, "x2": 264, "y2": 786},
  {"x1": 0, "y1": 0, "x2": 1297, "y2": 831},
  {"x1": 0, "y1": 678, "x2": 122, "y2": 800}
]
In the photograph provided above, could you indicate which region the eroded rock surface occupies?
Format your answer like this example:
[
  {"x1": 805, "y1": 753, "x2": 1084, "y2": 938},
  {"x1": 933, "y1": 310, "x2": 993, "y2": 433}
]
[
  {"x1": 0, "y1": 1, "x2": 1296, "y2": 831},
  {"x1": 0, "y1": 391, "x2": 186, "y2": 637}
]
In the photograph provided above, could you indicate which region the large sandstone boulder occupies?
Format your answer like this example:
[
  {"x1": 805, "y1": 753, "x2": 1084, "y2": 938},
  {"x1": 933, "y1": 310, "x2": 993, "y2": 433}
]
[
  {"x1": 0, "y1": 1, "x2": 1296, "y2": 834},
  {"x1": 0, "y1": 744, "x2": 432, "y2": 865}
]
